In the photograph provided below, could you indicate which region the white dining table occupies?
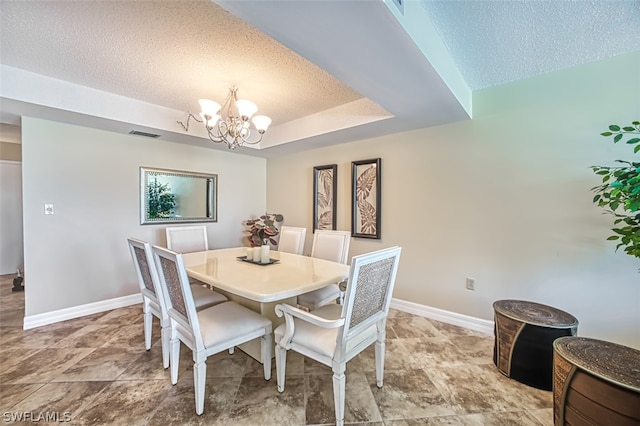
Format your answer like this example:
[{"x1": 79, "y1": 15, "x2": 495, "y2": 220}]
[{"x1": 182, "y1": 247, "x2": 350, "y2": 361}]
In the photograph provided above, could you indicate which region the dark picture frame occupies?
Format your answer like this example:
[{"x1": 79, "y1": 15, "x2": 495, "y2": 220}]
[
  {"x1": 313, "y1": 164, "x2": 338, "y2": 231},
  {"x1": 351, "y1": 158, "x2": 381, "y2": 239}
]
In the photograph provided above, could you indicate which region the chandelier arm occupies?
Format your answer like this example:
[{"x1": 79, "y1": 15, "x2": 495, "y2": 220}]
[
  {"x1": 180, "y1": 87, "x2": 269, "y2": 149},
  {"x1": 238, "y1": 130, "x2": 264, "y2": 145},
  {"x1": 176, "y1": 113, "x2": 202, "y2": 132}
]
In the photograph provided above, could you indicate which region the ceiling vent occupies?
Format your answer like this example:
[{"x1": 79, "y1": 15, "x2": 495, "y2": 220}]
[{"x1": 129, "y1": 130, "x2": 160, "y2": 138}]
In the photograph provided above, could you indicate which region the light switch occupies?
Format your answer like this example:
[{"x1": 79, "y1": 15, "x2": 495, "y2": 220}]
[{"x1": 44, "y1": 204, "x2": 54, "y2": 215}]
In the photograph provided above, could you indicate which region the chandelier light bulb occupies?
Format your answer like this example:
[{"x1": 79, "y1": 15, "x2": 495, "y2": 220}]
[
  {"x1": 198, "y1": 99, "x2": 221, "y2": 117},
  {"x1": 252, "y1": 115, "x2": 272, "y2": 133},
  {"x1": 236, "y1": 99, "x2": 258, "y2": 119}
]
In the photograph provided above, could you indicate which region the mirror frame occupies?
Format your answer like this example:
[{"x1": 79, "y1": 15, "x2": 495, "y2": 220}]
[{"x1": 140, "y1": 166, "x2": 218, "y2": 225}]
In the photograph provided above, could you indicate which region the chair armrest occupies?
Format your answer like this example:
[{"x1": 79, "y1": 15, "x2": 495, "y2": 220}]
[
  {"x1": 275, "y1": 303, "x2": 345, "y2": 329},
  {"x1": 275, "y1": 303, "x2": 345, "y2": 349}
]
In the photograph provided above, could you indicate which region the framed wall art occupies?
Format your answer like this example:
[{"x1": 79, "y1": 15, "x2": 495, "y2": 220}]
[
  {"x1": 351, "y1": 158, "x2": 381, "y2": 239},
  {"x1": 313, "y1": 164, "x2": 337, "y2": 231}
]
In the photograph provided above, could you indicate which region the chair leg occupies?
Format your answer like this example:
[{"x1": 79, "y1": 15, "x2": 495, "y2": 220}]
[
  {"x1": 261, "y1": 333, "x2": 272, "y2": 381},
  {"x1": 143, "y1": 311, "x2": 152, "y2": 350},
  {"x1": 193, "y1": 357, "x2": 207, "y2": 415},
  {"x1": 160, "y1": 325, "x2": 170, "y2": 369},
  {"x1": 275, "y1": 343, "x2": 286, "y2": 392},
  {"x1": 375, "y1": 322, "x2": 386, "y2": 388},
  {"x1": 375, "y1": 338, "x2": 385, "y2": 388},
  {"x1": 170, "y1": 337, "x2": 180, "y2": 385},
  {"x1": 332, "y1": 364, "x2": 346, "y2": 426}
]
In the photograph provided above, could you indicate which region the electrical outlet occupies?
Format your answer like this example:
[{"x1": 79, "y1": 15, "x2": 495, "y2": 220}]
[{"x1": 465, "y1": 277, "x2": 475, "y2": 291}]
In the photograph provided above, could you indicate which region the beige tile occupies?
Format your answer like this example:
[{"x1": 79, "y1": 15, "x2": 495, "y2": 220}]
[
  {"x1": 529, "y1": 408, "x2": 553, "y2": 425},
  {"x1": 449, "y1": 334, "x2": 495, "y2": 364},
  {"x1": 226, "y1": 375, "x2": 305, "y2": 426},
  {"x1": 306, "y1": 372, "x2": 383, "y2": 425},
  {"x1": 0, "y1": 347, "x2": 44, "y2": 373},
  {"x1": 405, "y1": 337, "x2": 470, "y2": 368},
  {"x1": 149, "y1": 374, "x2": 241, "y2": 425},
  {"x1": 368, "y1": 369, "x2": 456, "y2": 420},
  {"x1": 50, "y1": 347, "x2": 139, "y2": 382},
  {"x1": 101, "y1": 323, "x2": 145, "y2": 348},
  {"x1": 468, "y1": 410, "x2": 551, "y2": 425},
  {"x1": 0, "y1": 383, "x2": 44, "y2": 411},
  {"x1": 425, "y1": 363, "x2": 551, "y2": 415},
  {"x1": 388, "y1": 314, "x2": 444, "y2": 340},
  {"x1": 0, "y1": 324, "x2": 85, "y2": 349},
  {"x1": 72, "y1": 379, "x2": 171, "y2": 426},
  {"x1": 9, "y1": 381, "x2": 110, "y2": 417},
  {"x1": 356, "y1": 339, "x2": 416, "y2": 372},
  {"x1": 117, "y1": 347, "x2": 172, "y2": 381},
  {"x1": 0, "y1": 347, "x2": 94, "y2": 384}
]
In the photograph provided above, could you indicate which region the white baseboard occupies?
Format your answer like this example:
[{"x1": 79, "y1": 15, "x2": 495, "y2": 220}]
[
  {"x1": 21, "y1": 293, "x2": 492, "y2": 335},
  {"x1": 23, "y1": 293, "x2": 142, "y2": 330},
  {"x1": 390, "y1": 298, "x2": 494, "y2": 335}
]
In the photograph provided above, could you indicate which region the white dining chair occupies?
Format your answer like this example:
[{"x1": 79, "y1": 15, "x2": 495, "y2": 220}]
[
  {"x1": 127, "y1": 238, "x2": 228, "y2": 369},
  {"x1": 274, "y1": 246, "x2": 401, "y2": 426},
  {"x1": 277, "y1": 225, "x2": 307, "y2": 255},
  {"x1": 297, "y1": 229, "x2": 351, "y2": 310},
  {"x1": 166, "y1": 225, "x2": 212, "y2": 286},
  {"x1": 152, "y1": 245, "x2": 273, "y2": 415},
  {"x1": 165, "y1": 225, "x2": 208, "y2": 253}
]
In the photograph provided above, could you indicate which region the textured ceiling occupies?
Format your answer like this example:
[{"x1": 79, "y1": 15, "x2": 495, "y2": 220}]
[
  {"x1": 1, "y1": 0, "x2": 638, "y2": 154},
  {"x1": 0, "y1": 0, "x2": 364, "y2": 126},
  {"x1": 421, "y1": 0, "x2": 640, "y2": 90}
]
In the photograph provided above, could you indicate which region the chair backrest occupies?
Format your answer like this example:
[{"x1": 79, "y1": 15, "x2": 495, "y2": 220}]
[
  {"x1": 311, "y1": 229, "x2": 351, "y2": 264},
  {"x1": 127, "y1": 237, "x2": 164, "y2": 308},
  {"x1": 339, "y1": 246, "x2": 402, "y2": 345},
  {"x1": 152, "y1": 245, "x2": 203, "y2": 348},
  {"x1": 278, "y1": 226, "x2": 307, "y2": 255},
  {"x1": 166, "y1": 225, "x2": 208, "y2": 253}
]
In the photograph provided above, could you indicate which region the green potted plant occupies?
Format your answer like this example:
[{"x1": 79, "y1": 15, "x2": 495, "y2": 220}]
[{"x1": 590, "y1": 121, "x2": 640, "y2": 261}]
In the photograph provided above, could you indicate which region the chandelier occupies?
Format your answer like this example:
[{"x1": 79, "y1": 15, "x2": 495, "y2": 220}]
[{"x1": 177, "y1": 87, "x2": 272, "y2": 150}]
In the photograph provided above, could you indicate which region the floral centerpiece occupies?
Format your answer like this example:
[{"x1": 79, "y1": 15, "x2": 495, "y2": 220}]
[{"x1": 245, "y1": 213, "x2": 284, "y2": 247}]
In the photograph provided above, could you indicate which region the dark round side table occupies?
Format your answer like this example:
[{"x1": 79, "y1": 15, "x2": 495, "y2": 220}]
[
  {"x1": 553, "y1": 337, "x2": 640, "y2": 425},
  {"x1": 493, "y1": 299, "x2": 578, "y2": 391}
]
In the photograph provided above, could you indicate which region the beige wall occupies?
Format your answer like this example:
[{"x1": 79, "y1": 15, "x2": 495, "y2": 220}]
[
  {"x1": 267, "y1": 52, "x2": 640, "y2": 348},
  {"x1": 21, "y1": 117, "x2": 267, "y2": 317},
  {"x1": 0, "y1": 142, "x2": 21, "y2": 161}
]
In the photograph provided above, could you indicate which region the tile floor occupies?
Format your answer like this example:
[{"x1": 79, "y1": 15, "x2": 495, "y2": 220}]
[{"x1": 0, "y1": 273, "x2": 552, "y2": 425}]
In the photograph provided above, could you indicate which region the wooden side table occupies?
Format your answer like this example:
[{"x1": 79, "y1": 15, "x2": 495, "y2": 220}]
[
  {"x1": 553, "y1": 337, "x2": 640, "y2": 426},
  {"x1": 493, "y1": 299, "x2": 578, "y2": 391}
]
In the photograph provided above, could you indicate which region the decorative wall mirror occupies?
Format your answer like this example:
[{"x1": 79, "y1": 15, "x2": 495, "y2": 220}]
[{"x1": 140, "y1": 167, "x2": 217, "y2": 225}]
